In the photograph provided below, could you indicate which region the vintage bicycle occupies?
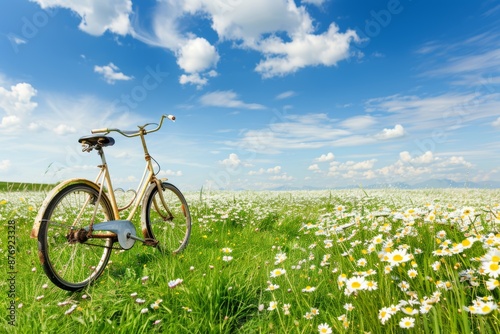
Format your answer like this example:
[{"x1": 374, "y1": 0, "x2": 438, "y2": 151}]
[{"x1": 31, "y1": 114, "x2": 191, "y2": 291}]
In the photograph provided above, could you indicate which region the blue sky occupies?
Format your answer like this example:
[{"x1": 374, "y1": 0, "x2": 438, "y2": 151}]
[{"x1": 0, "y1": 0, "x2": 499, "y2": 191}]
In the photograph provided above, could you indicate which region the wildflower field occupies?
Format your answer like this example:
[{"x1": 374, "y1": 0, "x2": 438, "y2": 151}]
[{"x1": 2, "y1": 188, "x2": 500, "y2": 333}]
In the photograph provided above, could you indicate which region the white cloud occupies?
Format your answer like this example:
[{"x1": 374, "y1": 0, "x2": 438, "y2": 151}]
[
  {"x1": 425, "y1": 48, "x2": 500, "y2": 78},
  {"x1": 234, "y1": 114, "x2": 350, "y2": 153},
  {"x1": 176, "y1": 37, "x2": 219, "y2": 73},
  {"x1": 219, "y1": 153, "x2": 242, "y2": 168},
  {"x1": 375, "y1": 124, "x2": 405, "y2": 140},
  {"x1": 327, "y1": 159, "x2": 376, "y2": 176},
  {"x1": 176, "y1": 38, "x2": 219, "y2": 88},
  {"x1": 301, "y1": 0, "x2": 327, "y2": 6},
  {"x1": 30, "y1": 93, "x2": 142, "y2": 137},
  {"x1": 231, "y1": 113, "x2": 355, "y2": 153},
  {"x1": 330, "y1": 135, "x2": 375, "y2": 147},
  {"x1": 0, "y1": 160, "x2": 11, "y2": 171},
  {"x1": 255, "y1": 23, "x2": 359, "y2": 78},
  {"x1": 200, "y1": 91, "x2": 265, "y2": 109},
  {"x1": 248, "y1": 168, "x2": 265, "y2": 176},
  {"x1": 8, "y1": 35, "x2": 27, "y2": 46},
  {"x1": 32, "y1": 0, "x2": 132, "y2": 36},
  {"x1": 308, "y1": 164, "x2": 320, "y2": 172},
  {"x1": 413, "y1": 151, "x2": 434, "y2": 164},
  {"x1": 94, "y1": 63, "x2": 133, "y2": 84},
  {"x1": 363, "y1": 170, "x2": 376, "y2": 179},
  {"x1": 377, "y1": 161, "x2": 430, "y2": 178},
  {"x1": 270, "y1": 173, "x2": 293, "y2": 181},
  {"x1": 399, "y1": 151, "x2": 434, "y2": 164},
  {"x1": 249, "y1": 165, "x2": 283, "y2": 175},
  {"x1": 53, "y1": 124, "x2": 77, "y2": 135},
  {"x1": 351, "y1": 159, "x2": 376, "y2": 170},
  {"x1": 131, "y1": 0, "x2": 359, "y2": 82},
  {"x1": 315, "y1": 152, "x2": 334, "y2": 162},
  {"x1": 276, "y1": 91, "x2": 296, "y2": 100},
  {"x1": 203, "y1": 0, "x2": 312, "y2": 44},
  {"x1": 436, "y1": 156, "x2": 473, "y2": 169},
  {"x1": 179, "y1": 73, "x2": 207, "y2": 87},
  {"x1": 493, "y1": 117, "x2": 500, "y2": 127},
  {"x1": 267, "y1": 166, "x2": 282, "y2": 174},
  {"x1": 158, "y1": 169, "x2": 183, "y2": 177},
  {"x1": 0, "y1": 82, "x2": 38, "y2": 129},
  {"x1": 33, "y1": 0, "x2": 360, "y2": 85},
  {"x1": 340, "y1": 115, "x2": 377, "y2": 130},
  {"x1": 366, "y1": 93, "x2": 475, "y2": 115},
  {"x1": 373, "y1": 151, "x2": 474, "y2": 183}
]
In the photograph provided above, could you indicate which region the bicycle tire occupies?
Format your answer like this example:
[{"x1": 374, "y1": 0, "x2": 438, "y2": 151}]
[
  {"x1": 38, "y1": 182, "x2": 115, "y2": 291},
  {"x1": 142, "y1": 182, "x2": 191, "y2": 254}
]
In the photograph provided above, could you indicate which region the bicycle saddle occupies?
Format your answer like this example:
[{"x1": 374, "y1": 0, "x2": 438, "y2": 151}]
[{"x1": 78, "y1": 135, "x2": 115, "y2": 147}]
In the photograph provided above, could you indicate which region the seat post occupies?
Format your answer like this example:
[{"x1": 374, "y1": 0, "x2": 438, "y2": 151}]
[{"x1": 97, "y1": 146, "x2": 107, "y2": 166}]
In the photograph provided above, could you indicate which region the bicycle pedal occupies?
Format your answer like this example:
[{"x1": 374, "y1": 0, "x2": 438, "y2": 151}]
[{"x1": 143, "y1": 238, "x2": 159, "y2": 247}]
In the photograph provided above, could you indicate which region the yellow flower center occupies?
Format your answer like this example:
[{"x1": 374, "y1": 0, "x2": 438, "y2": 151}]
[
  {"x1": 489, "y1": 263, "x2": 500, "y2": 271},
  {"x1": 393, "y1": 254, "x2": 403, "y2": 262}
]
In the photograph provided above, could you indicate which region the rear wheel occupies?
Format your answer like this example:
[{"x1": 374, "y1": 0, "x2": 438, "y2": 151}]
[
  {"x1": 143, "y1": 183, "x2": 191, "y2": 253},
  {"x1": 38, "y1": 183, "x2": 115, "y2": 291}
]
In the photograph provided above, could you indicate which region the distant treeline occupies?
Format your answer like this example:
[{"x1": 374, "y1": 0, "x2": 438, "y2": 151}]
[{"x1": 0, "y1": 181, "x2": 55, "y2": 192}]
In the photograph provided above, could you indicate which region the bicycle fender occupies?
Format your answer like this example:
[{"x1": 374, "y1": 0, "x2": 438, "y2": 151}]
[{"x1": 30, "y1": 178, "x2": 102, "y2": 239}]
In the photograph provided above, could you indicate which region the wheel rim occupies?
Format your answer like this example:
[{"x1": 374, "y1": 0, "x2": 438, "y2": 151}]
[
  {"x1": 40, "y1": 185, "x2": 114, "y2": 290},
  {"x1": 147, "y1": 186, "x2": 190, "y2": 253}
]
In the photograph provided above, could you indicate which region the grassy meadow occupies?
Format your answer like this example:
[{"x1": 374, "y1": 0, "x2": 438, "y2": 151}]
[{"x1": 1, "y1": 187, "x2": 500, "y2": 333}]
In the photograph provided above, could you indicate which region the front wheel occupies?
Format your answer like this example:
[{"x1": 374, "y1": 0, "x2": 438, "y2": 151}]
[
  {"x1": 38, "y1": 182, "x2": 115, "y2": 291},
  {"x1": 142, "y1": 183, "x2": 191, "y2": 254}
]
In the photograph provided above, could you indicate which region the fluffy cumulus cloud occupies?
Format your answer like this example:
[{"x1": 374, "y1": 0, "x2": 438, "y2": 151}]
[
  {"x1": 249, "y1": 166, "x2": 282, "y2": 175},
  {"x1": 94, "y1": 63, "x2": 133, "y2": 84},
  {"x1": 32, "y1": 0, "x2": 359, "y2": 86},
  {"x1": 255, "y1": 23, "x2": 359, "y2": 78},
  {"x1": 176, "y1": 38, "x2": 219, "y2": 73},
  {"x1": 328, "y1": 159, "x2": 377, "y2": 176},
  {"x1": 377, "y1": 151, "x2": 473, "y2": 182},
  {"x1": 375, "y1": 124, "x2": 405, "y2": 140},
  {"x1": 219, "y1": 153, "x2": 253, "y2": 169},
  {"x1": 0, "y1": 82, "x2": 38, "y2": 128},
  {"x1": 399, "y1": 151, "x2": 433, "y2": 164},
  {"x1": 315, "y1": 152, "x2": 335, "y2": 162},
  {"x1": 32, "y1": 0, "x2": 132, "y2": 35},
  {"x1": 305, "y1": 148, "x2": 475, "y2": 185},
  {"x1": 136, "y1": 0, "x2": 359, "y2": 84}
]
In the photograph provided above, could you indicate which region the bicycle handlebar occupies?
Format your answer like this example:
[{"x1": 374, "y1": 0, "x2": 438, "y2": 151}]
[{"x1": 91, "y1": 114, "x2": 176, "y2": 137}]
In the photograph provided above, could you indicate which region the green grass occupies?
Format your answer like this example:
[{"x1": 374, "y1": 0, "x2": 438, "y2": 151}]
[
  {"x1": 0, "y1": 181, "x2": 55, "y2": 192},
  {"x1": 2, "y1": 188, "x2": 500, "y2": 333}
]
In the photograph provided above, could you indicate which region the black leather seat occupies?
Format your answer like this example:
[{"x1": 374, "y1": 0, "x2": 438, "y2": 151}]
[{"x1": 78, "y1": 135, "x2": 115, "y2": 147}]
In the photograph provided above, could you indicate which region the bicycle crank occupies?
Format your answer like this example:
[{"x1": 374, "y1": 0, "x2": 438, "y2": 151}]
[{"x1": 126, "y1": 233, "x2": 159, "y2": 247}]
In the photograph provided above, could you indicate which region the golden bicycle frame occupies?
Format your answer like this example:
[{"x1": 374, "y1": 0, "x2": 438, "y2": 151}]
[{"x1": 31, "y1": 114, "x2": 187, "y2": 250}]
